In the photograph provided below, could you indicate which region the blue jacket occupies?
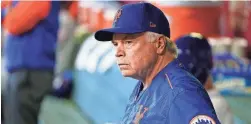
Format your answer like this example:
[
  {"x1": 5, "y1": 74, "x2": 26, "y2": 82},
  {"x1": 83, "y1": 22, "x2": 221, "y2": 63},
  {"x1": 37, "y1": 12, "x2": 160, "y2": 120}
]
[
  {"x1": 121, "y1": 59, "x2": 221, "y2": 124},
  {"x1": 4, "y1": 1, "x2": 60, "y2": 72}
]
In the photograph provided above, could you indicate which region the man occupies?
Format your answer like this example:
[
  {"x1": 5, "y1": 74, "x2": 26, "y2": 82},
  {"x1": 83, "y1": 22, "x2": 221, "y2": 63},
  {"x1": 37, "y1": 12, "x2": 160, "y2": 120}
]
[
  {"x1": 2, "y1": 1, "x2": 60, "y2": 124},
  {"x1": 94, "y1": 2, "x2": 220, "y2": 124},
  {"x1": 176, "y1": 33, "x2": 234, "y2": 124}
]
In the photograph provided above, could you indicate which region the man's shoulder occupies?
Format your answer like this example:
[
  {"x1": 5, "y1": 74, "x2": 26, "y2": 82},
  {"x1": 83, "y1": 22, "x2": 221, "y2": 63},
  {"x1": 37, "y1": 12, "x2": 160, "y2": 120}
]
[
  {"x1": 155, "y1": 67, "x2": 209, "y2": 106},
  {"x1": 165, "y1": 66, "x2": 204, "y2": 91},
  {"x1": 151, "y1": 66, "x2": 206, "y2": 101}
]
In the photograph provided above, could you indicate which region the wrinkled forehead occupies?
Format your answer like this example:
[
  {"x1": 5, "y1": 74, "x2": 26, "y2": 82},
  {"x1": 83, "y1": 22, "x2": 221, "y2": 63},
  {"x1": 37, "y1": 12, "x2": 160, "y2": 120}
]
[{"x1": 112, "y1": 32, "x2": 145, "y2": 42}]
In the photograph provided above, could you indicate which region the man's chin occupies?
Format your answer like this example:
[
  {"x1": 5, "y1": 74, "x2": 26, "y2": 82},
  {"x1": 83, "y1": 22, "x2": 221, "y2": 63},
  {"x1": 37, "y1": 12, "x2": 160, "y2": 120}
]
[
  {"x1": 121, "y1": 73, "x2": 131, "y2": 77},
  {"x1": 120, "y1": 71, "x2": 134, "y2": 77}
]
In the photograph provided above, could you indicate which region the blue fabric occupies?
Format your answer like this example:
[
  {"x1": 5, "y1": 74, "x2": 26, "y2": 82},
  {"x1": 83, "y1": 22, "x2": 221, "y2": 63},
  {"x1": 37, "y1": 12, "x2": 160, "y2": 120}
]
[
  {"x1": 94, "y1": 2, "x2": 170, "y2": 41},
  {"x1": 4, "y1": 1, "x2": 60, "y2": 72},
  {"x1": 121, "y1": 59, "x2": 220, "y2": 124},
  {"x1": 176, "y1": 33, "x2": 213, "y2": 85},
  {"x1": 63, "y1": 70, "x2": 73, "y2": 81}
]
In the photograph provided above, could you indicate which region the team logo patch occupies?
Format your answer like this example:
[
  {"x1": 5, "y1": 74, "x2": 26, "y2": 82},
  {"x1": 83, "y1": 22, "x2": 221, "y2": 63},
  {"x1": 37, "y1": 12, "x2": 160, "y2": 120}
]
[
  {"x1": 113, "y1": 9, "x2": 122, "y2": 26},
  {"x1": 150, "y1": 22, "x2": 156, "y2": 27},
  {"x1": 190, "y1": 115, "x2": 216, "y2": 124}
]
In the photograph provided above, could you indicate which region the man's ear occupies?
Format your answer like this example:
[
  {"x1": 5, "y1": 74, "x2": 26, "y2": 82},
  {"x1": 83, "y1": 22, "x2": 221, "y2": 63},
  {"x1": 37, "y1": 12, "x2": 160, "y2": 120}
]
[{"x1": 156, "y1": 36, "x2": 166, "y2": 54}]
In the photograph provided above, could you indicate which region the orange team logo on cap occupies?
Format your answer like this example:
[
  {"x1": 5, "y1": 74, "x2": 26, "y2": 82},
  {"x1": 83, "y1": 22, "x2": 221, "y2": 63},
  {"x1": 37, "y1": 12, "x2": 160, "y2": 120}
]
[
  {"x1": 150, "y1": 22, "x2": 156, "y2": 27},
  {"x1": 113, "y1": 9, "x2": 122, "y2": 24}
]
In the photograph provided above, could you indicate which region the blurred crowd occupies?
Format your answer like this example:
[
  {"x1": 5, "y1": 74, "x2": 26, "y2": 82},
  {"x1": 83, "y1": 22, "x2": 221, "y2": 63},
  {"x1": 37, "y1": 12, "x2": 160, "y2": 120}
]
[{"x1": 1, "y1": 1, "x2": 251, "y2": 124}]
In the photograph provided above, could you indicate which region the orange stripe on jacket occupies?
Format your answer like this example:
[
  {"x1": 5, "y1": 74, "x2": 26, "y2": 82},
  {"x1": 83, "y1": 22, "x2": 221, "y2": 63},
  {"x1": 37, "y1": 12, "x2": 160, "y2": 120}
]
[{"x1": 3, "y1": 1, "x2": 51, "y2": 35}]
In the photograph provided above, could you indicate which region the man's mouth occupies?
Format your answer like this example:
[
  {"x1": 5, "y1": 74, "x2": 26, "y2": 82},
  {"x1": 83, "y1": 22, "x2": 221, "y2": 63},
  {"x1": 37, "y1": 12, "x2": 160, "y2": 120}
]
[
  {"x1": 118, "y1": 64, "x2": 129, "y2": 69},
  {"x1": 118, "y1": 63, "x2": 128, "y2": 66}
]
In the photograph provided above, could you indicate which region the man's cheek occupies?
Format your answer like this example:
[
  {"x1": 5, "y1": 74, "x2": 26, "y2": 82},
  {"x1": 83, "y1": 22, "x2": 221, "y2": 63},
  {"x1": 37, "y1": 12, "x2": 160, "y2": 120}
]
[{"x1": 133, "y1": 55, "x2": 142, "y2": 62}]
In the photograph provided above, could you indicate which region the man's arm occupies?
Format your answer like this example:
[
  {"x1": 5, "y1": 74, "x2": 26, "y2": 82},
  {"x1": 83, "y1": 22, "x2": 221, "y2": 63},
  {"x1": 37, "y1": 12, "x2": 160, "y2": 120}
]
[
  {"x1": 168, "y1": 89, "x2": 221, "y2": 124},
  {"x1": 68, "y1": 1, "x2": 78, "y2": 20},
  {"x1": 1, "y1": 1, "x2": 12, "y2": 24},
  {"x1": 3, "y1": 1, "x2": 51, "y2": 35}
]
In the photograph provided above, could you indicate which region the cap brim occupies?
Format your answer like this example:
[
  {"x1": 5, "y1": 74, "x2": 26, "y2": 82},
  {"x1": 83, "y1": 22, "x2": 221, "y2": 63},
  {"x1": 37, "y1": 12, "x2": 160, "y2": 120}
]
[{"x1": 94, "y1": 27, "x2": 145, "y2": 41}]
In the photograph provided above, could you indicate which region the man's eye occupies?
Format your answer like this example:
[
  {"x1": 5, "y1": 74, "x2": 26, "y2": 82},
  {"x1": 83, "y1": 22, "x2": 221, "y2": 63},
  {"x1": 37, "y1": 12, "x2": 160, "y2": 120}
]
[
  {"x1": 125, "y1": 41, "x2": 133, "y2": 44},
  {"x1": 112, "y1": 42, "x2": 118, "y2": 46}
]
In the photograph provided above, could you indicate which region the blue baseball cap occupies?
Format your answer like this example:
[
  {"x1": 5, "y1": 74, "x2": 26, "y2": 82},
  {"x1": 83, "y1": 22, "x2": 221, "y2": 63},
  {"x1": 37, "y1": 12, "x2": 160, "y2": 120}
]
[
  {"x1": 94, "y1": 2, "x2": 170, "y2": 41},
  {"x1": 176, "y1": 33, "x2": 213, "y2": 85}
]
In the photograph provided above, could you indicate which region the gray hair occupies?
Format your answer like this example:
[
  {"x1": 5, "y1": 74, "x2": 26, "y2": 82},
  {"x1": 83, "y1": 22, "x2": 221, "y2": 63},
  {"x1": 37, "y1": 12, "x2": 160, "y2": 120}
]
[{"x1": 145, "y1": 32, "x2": 178, "y2": 58}]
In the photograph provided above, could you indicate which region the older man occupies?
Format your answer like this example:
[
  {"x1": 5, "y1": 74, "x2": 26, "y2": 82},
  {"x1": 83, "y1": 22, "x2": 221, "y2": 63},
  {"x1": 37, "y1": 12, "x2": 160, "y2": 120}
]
[{"x1": 94, "y1": 2, "x2": 220, "y2": 124}]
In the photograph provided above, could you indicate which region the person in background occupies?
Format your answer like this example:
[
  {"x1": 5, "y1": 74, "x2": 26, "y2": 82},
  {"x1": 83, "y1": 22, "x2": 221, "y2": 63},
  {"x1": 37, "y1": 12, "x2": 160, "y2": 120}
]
[
  {"x1": 230, "y1": 1, "x2": 251, "y2": 59},
  {"x1": 52, "y1": 1, "x2": 79, "y2": 98},
  {"x1": 58, "y1": 1, "x2": 78, "y2": 44},
  {"x1": 176, "y1": 32, "x2": 234, "y2": 124},
  {"x1": 2, "y1": 1, "x2": 61, "y2": 124}
]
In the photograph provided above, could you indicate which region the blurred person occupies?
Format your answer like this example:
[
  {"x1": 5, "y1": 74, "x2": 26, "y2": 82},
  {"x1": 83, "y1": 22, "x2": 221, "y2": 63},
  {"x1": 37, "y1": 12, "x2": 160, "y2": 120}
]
[
  {"x1": 176, "y1": 32, "x2": 234, "y2": 124},
  {"x1": 58, "y1": 1, "x2": 78, "y2": 44},
  {"x1": 2, "y1": 1, "x2": 61, "y2": 124},
  {"x1": 56, "y1": 1, "x2": 78, "y2": 73},
  {"x1": 230, "y1": 1, "x2": 250, "y2": 38},
  {"x1": 53, "y1": 1, "x2": 90, "y2": 99},
  {"x1": 230, "y1": 1, "x2": 251, "y2": 59},
  {"x1": 94, "y1": 2, "x2": 220, "y2": 124}
]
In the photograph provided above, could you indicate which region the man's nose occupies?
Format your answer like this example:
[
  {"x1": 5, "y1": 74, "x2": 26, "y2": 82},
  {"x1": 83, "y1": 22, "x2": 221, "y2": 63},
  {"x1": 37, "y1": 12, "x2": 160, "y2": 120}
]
[{"x1": 115, "y1": 44, "x2": 125, "y2": 57}]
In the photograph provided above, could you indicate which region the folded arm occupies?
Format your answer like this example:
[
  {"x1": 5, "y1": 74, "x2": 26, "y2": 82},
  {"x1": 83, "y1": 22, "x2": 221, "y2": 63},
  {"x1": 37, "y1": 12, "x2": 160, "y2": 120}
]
[{"x1": 3, "y1": 1, "x2": 51, "y2": 35}]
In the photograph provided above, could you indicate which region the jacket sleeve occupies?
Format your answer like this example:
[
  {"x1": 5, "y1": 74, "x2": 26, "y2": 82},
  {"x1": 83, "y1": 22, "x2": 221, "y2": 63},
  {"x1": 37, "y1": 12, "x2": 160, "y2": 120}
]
[
  {"x1": 168, "y1": 89, "x2": 221, "y2": 124},
  {"x1": 1, "y1": 1, "x2": 12, "y2": 24},
  {"x1": 68, "y1": 1, "x2": 78, "y2": 20},
  {"x1": 3, "y1": 1, "x2": 51, "y2": 35}
]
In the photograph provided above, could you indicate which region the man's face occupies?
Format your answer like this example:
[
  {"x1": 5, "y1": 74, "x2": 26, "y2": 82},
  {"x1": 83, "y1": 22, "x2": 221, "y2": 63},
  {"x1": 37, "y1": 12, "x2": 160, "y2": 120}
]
[{"x1": 112, "y1": 33, "x2": 158, "y2": 79}]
